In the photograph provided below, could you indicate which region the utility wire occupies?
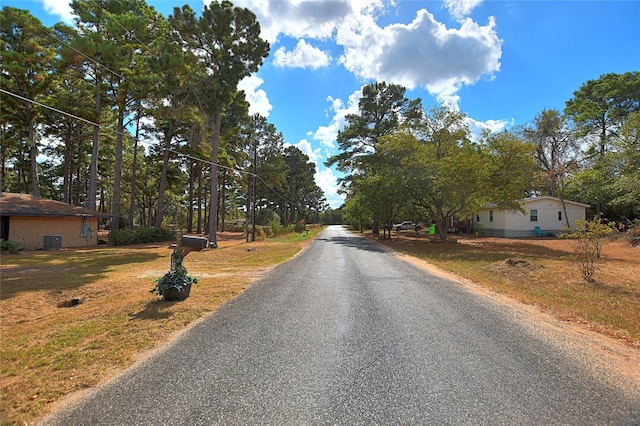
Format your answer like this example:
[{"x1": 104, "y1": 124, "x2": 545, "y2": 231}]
[
  {"x1": 0, "y1": 88, "x2": 240, "y2": 173},
  {"x1": 1, "y1": 88, "x2": 303, "y2": 208},
  {"x1": 7, "y1": 7, "x2": 308, "y2": 211},
  {"x1": 1, "y1": 88, "x2": 99, "y2": 128}
]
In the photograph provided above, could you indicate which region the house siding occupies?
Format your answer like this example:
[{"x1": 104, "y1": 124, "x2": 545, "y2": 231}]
[
  {"x1": 9, "y1": 216, "x2": 99, "y2": 250},
  {"x1": 477, "y1": 197, "x2": 588, "y2": 238}
]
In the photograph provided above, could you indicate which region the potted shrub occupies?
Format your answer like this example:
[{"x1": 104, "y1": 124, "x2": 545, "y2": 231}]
[{"x1": 150, "y1": 265, "x2": 198, "y2": 301}]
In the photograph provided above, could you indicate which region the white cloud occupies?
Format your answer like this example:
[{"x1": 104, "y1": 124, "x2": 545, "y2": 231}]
[
  {"x1": 291, "y1": 138, "x2": 321, "y2": 163},
  {"x1": 40, "y1": 0, "x2": 75, "y2": 24},
  {"x1": 232, "y1": 1, "x2": 500, "y2": 110},
  {"x1": 231, "y1": 0, "x2": 367, "y2": 43},
  {"x1": 238, "y1": 75, "x2": 272, "y2": 117},
  {"x1": 443, "y1": 0, "x2": 484, "y2": 21},
  {"x1": 466, "y1": 116, "x2": 513, "y2": 139},
  {"x1": 313, "y1": 90, "x2": 362, "y2": 149},
  {"x1": 337, "y1": 9, "x2": 502, "y2": 109},
  {"x1": 302, "y1": 89, "x2": 362, "y2": 209},
  {"x1": 315, "y1": 167, "x2": 345, "y2": 209},
  {"x1": 273, "y1": 39, "x2": 331, "y2": 69}
]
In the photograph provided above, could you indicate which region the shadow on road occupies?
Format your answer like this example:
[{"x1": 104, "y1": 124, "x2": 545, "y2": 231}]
[{"x1": 316, "y1": 235, "x2": 388, "y2": 253}]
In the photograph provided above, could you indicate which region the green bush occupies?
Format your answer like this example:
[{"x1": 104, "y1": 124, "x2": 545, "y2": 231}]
[
  {"x1": 270, "y1": 220, "x2": 283, "y2": 237},
  {"x1": 150, "y1": 265, "x2": 198, "y2": 298},
  {"x1": 0, "y1": 239, "x2": 24, "y2": 253},
  {"x1": 108, "y1": 227, "x2": 175, "y2": 246},
  {"x1": 224, "y1": 224, "x2": 245, "y2": 233}
]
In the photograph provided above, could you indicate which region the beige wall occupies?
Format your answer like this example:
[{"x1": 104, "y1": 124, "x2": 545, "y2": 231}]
[{"x1": 9, "y1": 216, "x2": 99, "y2": 250}]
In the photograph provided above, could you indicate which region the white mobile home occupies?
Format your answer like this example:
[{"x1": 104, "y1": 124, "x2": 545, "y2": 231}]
[{"x1": 476, "y1": 196, "x2": 589, "y2": 238}]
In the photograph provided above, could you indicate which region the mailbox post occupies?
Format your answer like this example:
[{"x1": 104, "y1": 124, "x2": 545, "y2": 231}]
[{"x1": 170, "y1": 235, "x2": 208, "y2": 271}]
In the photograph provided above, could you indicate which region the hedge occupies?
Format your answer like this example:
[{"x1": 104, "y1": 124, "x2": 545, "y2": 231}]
[{"x1": 108, "y1": 227, "x2": 175, "y2": 246}]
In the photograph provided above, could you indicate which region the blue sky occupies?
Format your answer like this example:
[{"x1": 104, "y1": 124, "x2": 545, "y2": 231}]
[{"x1": 5, "y1": 0, "x2": 640, "y2": 208}]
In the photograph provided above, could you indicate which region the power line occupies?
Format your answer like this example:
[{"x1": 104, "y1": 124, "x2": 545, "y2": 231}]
[
  {"x1": 5, "y1": 4, "x2": 308, "y2": 211},
  {"x1": 1, "y1": 88, "x2": 99, "y2": 128},
  {"x1": 1, "y1": 88, "x2": 302, "y2": 208}
]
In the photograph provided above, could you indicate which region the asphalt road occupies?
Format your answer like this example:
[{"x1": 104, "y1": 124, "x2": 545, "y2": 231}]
[{"x1": 41, "y1": 225, "x2": 640, "y2": 425}]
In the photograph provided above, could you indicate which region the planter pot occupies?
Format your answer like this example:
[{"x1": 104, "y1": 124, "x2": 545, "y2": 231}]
[{"x1": 163, "y1": 283, "x2": 192, "y2": 301}]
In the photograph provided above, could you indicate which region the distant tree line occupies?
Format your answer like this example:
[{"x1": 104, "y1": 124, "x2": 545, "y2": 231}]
[
  {"x1": 331, "y1": 74, "x2": 640, "y2": 239},
  {"x1": 1, "y1": 1, "x2": 326, "y2": 247}
]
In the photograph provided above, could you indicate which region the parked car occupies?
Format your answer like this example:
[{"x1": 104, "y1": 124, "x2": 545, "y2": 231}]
[{"x1": 394, "y1": 221, "x2": 415, "y2": 231}]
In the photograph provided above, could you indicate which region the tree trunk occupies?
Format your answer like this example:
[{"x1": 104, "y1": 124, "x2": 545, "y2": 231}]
[
  {"x1": 128, "y1": 111, "x2": 141, "y2": 229},
  {"x1": 207, "y1": 111, "x2": 222, "y2": 248},
  {"x1": 27, "y1": 120, "x2": 40, "y2": 197},
  {"x1": 74, "y1": 139, "x2": 83, "y2": 206},
  {"x1": 436, "y1": 216, "x2": 448, "y2": 241},
  {"x1": 251, "y1": 140, "x2": 257, "y2": 242},
  {"x1": 246, "y1": 187, "x2": 251, "y2": 242},
  {"x1": 63, "y1": 123, "x2": 73, "y2": 204},
  {"x1": 197, "y1": 165, "x2": 203, "y2": 234},
  {"x1": 220, "y1": 168, "x2": 226, "y2": 232},
  {"x1": 111, "y1": 108, "x2": 125, "y2": 231},
  {"x1": 187, "y1": 161, "x2": 194, "y2": 233},
  {"x1": 88, "y1": 91, "x2": 101, "y2": 211},
  {"x1": 99, "y1": 186, "x2": 106, "y2": 213},
  {"x1": 155, "y1": 119, "x2": 174, "y2": 227}
]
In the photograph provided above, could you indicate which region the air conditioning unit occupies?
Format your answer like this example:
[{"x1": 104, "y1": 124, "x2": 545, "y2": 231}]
[{"x1": 43, "y1": 235, "x2": 62, "y2": 250}]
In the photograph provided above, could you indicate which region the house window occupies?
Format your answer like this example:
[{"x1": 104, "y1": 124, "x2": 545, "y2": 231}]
[
  {"x1": 489, "y1": 211, "x2": 493, "y2": 222},
  {"x1": 476, "y1": 214, "x2": 480, "y2": 222},
  {"x1": 530, "y1": 209, "x2": 538, "y2": 222},
  {"x1": 558, "y1": 211, "x2": 562, "y2": 221}
]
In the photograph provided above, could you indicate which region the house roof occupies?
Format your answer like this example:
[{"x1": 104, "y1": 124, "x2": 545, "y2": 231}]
[
  {"x1": 522, "y1": 196, "x2": 590, "y2": 208},
  {"x1": 0, "y1": 193, "x2": 112, "y2": 218},
  {"x1": 481, "y1": 196, "x2": 590, "y2": 210}
]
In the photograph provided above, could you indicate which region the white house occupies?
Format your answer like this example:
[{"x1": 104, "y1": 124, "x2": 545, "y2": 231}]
[{"x1": 476, "y1": 196, "x2": 590, "y2": 238}]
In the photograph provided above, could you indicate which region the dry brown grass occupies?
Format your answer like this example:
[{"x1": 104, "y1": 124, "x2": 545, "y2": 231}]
[
  {"x1": 0, "y1": 231, "x2": 315, "y2": 425},
  {"x1": 375, "y1": 232, "x2": 640, "y2": 347}
]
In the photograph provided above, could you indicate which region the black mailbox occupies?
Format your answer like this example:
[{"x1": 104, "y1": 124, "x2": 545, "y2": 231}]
[{"x1": 181, "y1": 236, "x2": 208, "y2": 251}]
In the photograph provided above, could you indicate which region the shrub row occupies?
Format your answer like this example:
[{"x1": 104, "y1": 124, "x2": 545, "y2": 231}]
[
  {"x1": 108, "y1": 227, "x2": 175, "y2": 246},
  {"x1": 0, "y1": 239, "x2": 24, "y2": 253},
  {"x1": 244, "y1": 223, "x2": 296, "y2": 241}
]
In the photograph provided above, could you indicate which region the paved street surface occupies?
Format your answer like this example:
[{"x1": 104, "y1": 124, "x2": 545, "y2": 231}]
[{"x1": 41, "y1": 226, "x2": 640, "y2": 425}]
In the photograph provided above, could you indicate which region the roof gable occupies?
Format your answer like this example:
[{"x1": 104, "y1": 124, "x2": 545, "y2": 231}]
[
  {"x1": 522, "y1": 196, "x2": 590, "y2": 208},
  {"x1": 481, "y1": 196, "x2": 590, "y2": 210},
  {"x1": 0, "y1": 193, "x2": 111, "y2": 218}
]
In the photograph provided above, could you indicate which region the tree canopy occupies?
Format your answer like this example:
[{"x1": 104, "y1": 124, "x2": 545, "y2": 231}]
[
  {"x1": 337, "y1": 74, "x2": 638, "y2": 238},
  {"x1": 1, "y1": 2, "x2": 325, "y2": 239}
]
